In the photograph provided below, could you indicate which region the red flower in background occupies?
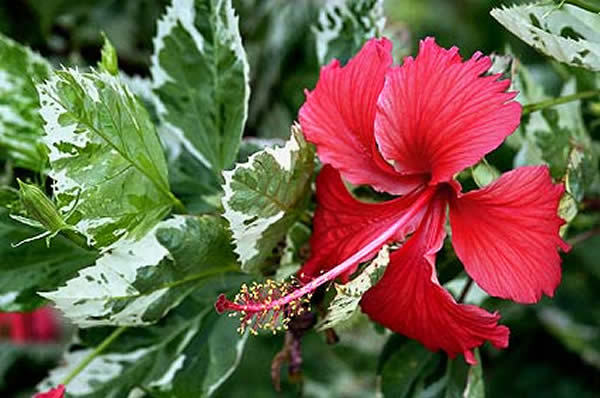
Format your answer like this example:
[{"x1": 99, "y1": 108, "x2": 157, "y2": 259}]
[
  {"x1": 217, "y1": 37, "x2": 569, "y2": 364},
  {"x1": 34, "y1": 384, "x2": 65, "y2": 398},
  {"x1": 0, "y1": 307, "x2": 59, "y2": 343}
]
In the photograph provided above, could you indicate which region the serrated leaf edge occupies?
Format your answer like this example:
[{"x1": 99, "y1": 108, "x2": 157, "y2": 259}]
[
  {"x1": 221, "y1": 127, "x2": 304, "y2": 270},
  {"x1": 150, "y1": 0, "x2": 250, "y2": 170}
]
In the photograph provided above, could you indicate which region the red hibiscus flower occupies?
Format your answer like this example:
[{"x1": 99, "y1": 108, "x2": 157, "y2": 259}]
[
  {"x1": 216, "y1": 37, "x2": 569, "y2": 364},
  {"x1": 0, "y1": 307, "x2": 59, "y2": 343},
  {"x1": 34, "y1": 385, "x2": 65, "y2": 398}
]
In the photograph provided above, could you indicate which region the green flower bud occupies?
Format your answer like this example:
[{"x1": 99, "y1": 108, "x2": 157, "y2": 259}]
[
  {"x1": 17, "y1": 179, "x2": 68, "y2": 232},
  {"x1": 99, "y1": 32, "x2": 119, "y2": 76}
]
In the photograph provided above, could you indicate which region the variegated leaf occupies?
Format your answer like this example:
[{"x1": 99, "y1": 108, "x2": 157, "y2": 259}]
[
  {"x1": 0, "y1": 209, "x2": 96, "y2": 312},
  {"x1": 314, "y1": 0, "x2": 385, "y2": 66},
  {"x1": 514, "y1": 76, "x2": 598, "y2": 200},
  {"x1": 37, "y1": 68, "x2": 177, "y2": 248},
  {"x1": 41, "y1": 215, "x2": 237, "y2": 327},
  {"x1": 316, "y1": 245, "x2": 389, "y2": 331},
  {"x1": 471, "y1": 159, "x2": 500, "y2": 188},
  {"x1": 38, "y1": 294, "x2": 247, "y2": 397},
  {"x1": 151, "y1": 0, "x2": 250, "y2": 174},
  {"x1": 222, "y1": 125, "x2": 315, "y2": 274},
  {"x1": 0, "y1": 34, "x2": 51, "y2": 172},
  {"x1": 491, "y1": 3, "x2": 600, "y2": 71}
]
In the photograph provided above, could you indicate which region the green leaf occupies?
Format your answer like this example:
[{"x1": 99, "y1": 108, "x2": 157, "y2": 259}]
[
  {"x1": 491, "y1": 3, "x2": 600, "y2": 71},
  {"x1": 538, "y1": 307, "x2": 600, "y2": 370},
  {"x1": 98, "y1": 33, "x2": 118, "y2": 76},
  {"x1": 222, "y1": 125, "x2": 315, "y2": 274},
  {"x1": 151, "y1": 0, "x2": 250, "y2": 174},
  {"x1": 565, "y1": 146, "x2": 596, "y2": 202},
  {"x1": 378, "y1": 335, "x2": 485, "y2": 398},
  {"x1": 0, "y1": 185, "x2": 20, "y2": 211},
  {"x1": 38, "y1": 293, "x2": 247, "y2": 397},
  {"x1": 316, "y1": 245, "x2": 389, "y2": 331},
  {"x1": 508, "y1": 73, "x2": 599, "y2": 230},
  {"x1": 464, "y1": 356, "x2": 485, "y2": 398},
  {"x1": 37, "y1": 68, "x2": 177, "y2": 248},
  {"x1": 41, "y1": 215, "x2": 237, "y2": 327},
  {"x1": 119, "y1": 74, "x2": 159, "y2": 123},
  {"x1": 0, "y1": 34, "x2": 52, "y2": 172},
  {"x1": 276, "y1": 221, "x2": 311, "y2": 280},
  {"x1": 445, "y1": 350, "x2": 485, "y2": 398},
  {"x1": 314, "y1": 0, "x2": 385, "y2": 66},
  {"x1": 0, "y1": 209, "x2": 96, "y2": 311},
  {"x1": 558, "y1": 192, "x2": 578, "y2": 237},
  {"x1": 378, "y1": 335, "x2": 439, "y2": 398},
  {"x1": 471, "y1": 159, "x2": 500, "y2": 188},
  {"x1": 237, "y1": 137, "x2": 285, "y2": 164},
  {"x1": 168, "y1": 145, "x2": 223, "y2": 214},
  {"x1": 514, "y1": 76, "x2": 598, "y2": 202}
]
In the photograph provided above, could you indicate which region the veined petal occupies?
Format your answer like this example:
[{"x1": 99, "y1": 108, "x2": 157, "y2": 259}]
[
  {"x1": 298, "y1": 165, "x2": 426, "y2": 283},
  {"x1": 361, "y1": 194, "x2": 509, "y2": 364},
  {"x1": 449, "y1": 166, "x2": 570, "y2": 304},
  {"x1": 299, "y1": 38, "x2": 425, "y2": 194},
  {"x1": 375, "y1": 37, "x2": 521, "y2": 184}
]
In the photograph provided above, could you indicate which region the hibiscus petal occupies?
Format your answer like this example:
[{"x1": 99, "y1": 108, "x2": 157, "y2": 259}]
[
  {"x1": 34, "y1": 385, "x2": 65, "y2": 398},
  {"x1": 31, "y1": 307, "x2": 58, "y2": 341},
  {"x1": 299, "y1": 38, "x2": 425, "y2": 194},
  {"x1": 449, "y1": 166, "x2": 570, "y2": 304},
  {"x1": 375, "y1": 37, "x2": 521, "y2": 184},
  {"x1": 298, "y1": 165, "x2": 426, "y2": 283},
  {"x1": 361, "y1": 195, "x2": 509, "y2": 364}
]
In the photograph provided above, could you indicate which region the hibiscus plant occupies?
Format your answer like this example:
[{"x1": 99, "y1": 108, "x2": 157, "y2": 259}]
[{"x1": 1, "y1": 0, "x2": 600, "y2": 397}]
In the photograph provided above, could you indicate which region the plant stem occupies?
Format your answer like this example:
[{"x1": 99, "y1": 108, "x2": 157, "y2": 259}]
[
  {"x1": 563, "y1": 0, "x2": 600, "y2": 13},
  {"x1": 170, "y1": 193, "x2": 187, "y2": 214},
  {"x1": 522, "y1": 90, "x2": 600, "y2": 115},
  {"x1": 60, "y1": 326, "x2": 127, "y2": 386},
  {"x1": 567, "y1": 227, "x2": 600, "y2": 246},
  {"x1": 458, "y1": 278, "x2": 474, "y2": 303},
  {"x1": 62, "y1": 229, "x2": 91, "y2": 250}
]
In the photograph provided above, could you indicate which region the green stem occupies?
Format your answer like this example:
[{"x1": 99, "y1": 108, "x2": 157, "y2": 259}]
[
  {"x1": 62, "y1": 229, "x2": 91, "y2": 250},
  {"x1": 567, "y1": 227, "x2": 600, "y2": 246},
  {"x1": 60, "y1": 326, "x2": 127, "y2": 386},
  {"x1": 522, "y1": 90, "x2": 600, "y2": 115},
  {"x1": 458, "y1": 278, "x2": 474, "y2": 303},
  {"x1": 562, "y1": 0, "x2": 600, "y2": 13},
  {"x1": 169, "y1": 193, "x2": 187, "y2": 214}
]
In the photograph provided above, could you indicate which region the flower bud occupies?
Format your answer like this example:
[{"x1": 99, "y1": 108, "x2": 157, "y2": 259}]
[
  {"x1": 17, "y1": 179, "x2": 67, "y2": 232},
  {"x1": 99, "y1": 32, "x2": 118, "y2": 76}
]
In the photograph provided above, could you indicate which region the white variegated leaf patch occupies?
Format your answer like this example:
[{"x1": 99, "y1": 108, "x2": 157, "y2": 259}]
[
  {"x1": 37, "y1": 68, "x2": 174, "y2": 248},
  {"x1": 314, "y1": 0, "x2": 385, "y2": 66},
  {"x1": 37, "y1": 302, "x2": 247, "y2": 397},
  {"x1": 41, "y1": 215, "x2": 236, "y2": 327},
  {"x1": 222, "y1": 124, "x2": 315, "y2": 274},
  {"x1": 316, "y1": 245, "x2": 390, "y2": 331},
  {"x1": 0, "y1": 34, "x2": 52, "y2": 171},
  {"x1": 491, "y1": 3, "x2": 600, "y2": 71},
  {"x1": 151, "y1": 0, "x2": 250, "y2": 174}
]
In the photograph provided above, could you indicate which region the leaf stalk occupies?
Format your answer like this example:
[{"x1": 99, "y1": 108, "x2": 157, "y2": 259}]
[
  {"x1": 60, "y1": 326, "x2": 128, "y2": 386},
  {"x1": 522, "y1": 90, "x2": 600, "y2": 115}
]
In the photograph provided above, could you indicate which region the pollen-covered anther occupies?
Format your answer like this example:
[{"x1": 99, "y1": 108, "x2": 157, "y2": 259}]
[{"x1": 214, "y1": 278, "x2": 310, "y2": 335}]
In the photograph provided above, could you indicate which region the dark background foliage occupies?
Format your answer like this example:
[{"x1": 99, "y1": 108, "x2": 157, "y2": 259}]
[{"x1": 1, "y1": 0, "x2": 599, "y2": 396}]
